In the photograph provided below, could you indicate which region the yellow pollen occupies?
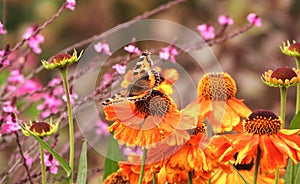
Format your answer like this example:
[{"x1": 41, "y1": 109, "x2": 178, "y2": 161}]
[
  {"x1": 135, "y1": 90, "x2": 171, "y2": 117},
  {"x1": 198, "y1": 73, "x2": 237, "y2": 101}
]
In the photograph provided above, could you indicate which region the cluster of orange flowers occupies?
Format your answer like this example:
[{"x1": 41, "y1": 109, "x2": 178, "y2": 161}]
[{"x1": 102, "y1": 47, "x2": 300, "y2": 184}]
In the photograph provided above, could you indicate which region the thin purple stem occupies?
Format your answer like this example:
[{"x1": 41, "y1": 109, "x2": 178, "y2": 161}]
[{"x1": 14, "y1": 132, "x2": 33, "y2": 184}]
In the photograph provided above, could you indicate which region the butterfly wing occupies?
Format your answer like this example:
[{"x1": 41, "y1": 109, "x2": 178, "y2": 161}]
[
  {"x1": 127, "y1": 69, "x2": 160, "y2": 101},
  {"x1": 102, "y1": 90, "x2": 127, "y2": 106},
  {"x1": 102, "y1": 50, "x2": 160, "y2": 105},
  {"x1": 132, "y1": 50, "x2": 153, "y2": 79}
]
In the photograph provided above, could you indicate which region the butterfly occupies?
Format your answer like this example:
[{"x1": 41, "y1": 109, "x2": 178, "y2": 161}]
[{"x1": 102, "y1": 50, "x2": 161, "y2": 106}]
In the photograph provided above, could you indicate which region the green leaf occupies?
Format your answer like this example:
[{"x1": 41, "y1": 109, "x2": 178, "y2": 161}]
[
  {"x1": 294, "y1": 162, "x2": 300, "y2": 184},
  {"x1": 103, "y1": 136, "x2": 123, "y2": 181},
  {"x1": 284, "y1": 159, "x2": 293, "y2": 184},
  {"x1": 290, "y1": 111, "x2": 300, "y2": 129},
  {"x1": 76, "y1": 140, "x2": 87, "y2": 184},
  {"x1": 18, "y1": 122, "x2": 71, "y2": 177}
]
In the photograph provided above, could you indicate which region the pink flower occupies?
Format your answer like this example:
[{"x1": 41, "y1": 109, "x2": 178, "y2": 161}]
[
  {"x1": 0, "y1": 49, "x2": 10, "y2": 67},
  {"x1": 3, "y1": 101, "x2": 18, "y2": 113},
  {"x1": 95, "y1": 120, "x2": 109, "y2": 136},
  {"x1": 218, "y1": 15, "x2": 234, "y2": 25},
  {"x1": 197, "y1": 24, "x2": 215, "y2": 40},
  {"x1": 17, "y1": 80, "x2": 42, "y2": 98},
  {"x1": 112, "y1": 64, "x2": 126, "y2": 74},
  {"x1": 8, "y1": 70, "x2": 24, "y2": 83},
  {"x1": 49, "y1": 78, "x2": 61, "y2": 87},
  {"x1": 247, "y1": 13, "x2": 262, "y2": 27},
  {"x1": 62, "y1": 92, "x2": 78, "y2": 105},
  {"x1": 94, "y1": 41, "x2": 112, "y2": 56},
  {"x1": 1, "y1": 114, "x2": 20, "y2": 135},
  {"x1": 65, "y1": 0, "x2": 76, "y2": 11},
  {"x1": 37, "y1": 94, "x2": 63, "y2": 118},
  {"x1": 44, "y1": 152, "x2": 60, "y2": 174},
  {"x1": 159, "y1": 45, "x2": 178, "y2": 63},
  {"x1": 22, "y1": 26, "x2": 44, "y2": 54},
  {"x1": 124, "y1": 38, "x2": 141, "y2": 55},
  {"x1": 0, "y1": 21, "x2": 7, "y2": 34},
  {"x1": 24, "y1": 154, "x2": 33, "y2": 168},
  {"x1": 102, "y1": 73, "x2": 112, "y2": 86}
]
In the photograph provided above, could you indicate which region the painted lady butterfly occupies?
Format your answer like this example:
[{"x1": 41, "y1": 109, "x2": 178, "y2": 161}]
[{"x1": 102, "y1": 50, "x2": 161, "y2": 106}]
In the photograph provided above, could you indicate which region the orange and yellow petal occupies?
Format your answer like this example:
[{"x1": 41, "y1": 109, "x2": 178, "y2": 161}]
[
  {"x1": 259, "y1": 130, "x2": 300, "y2": 172},
  {"x1": 210, "y1": 168, "x2": 283, "y2": 184}
]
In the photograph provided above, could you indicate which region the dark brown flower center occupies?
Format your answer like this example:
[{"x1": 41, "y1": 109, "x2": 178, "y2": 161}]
[
  {"x1": 192, "y1": 123, "x2": 206, "y2": 135},
  {"x1": 103, "y1": 172, "x2": 130, "y2": 184},
  {"x1": 270, "y1": 67, "x2": 297, "y2": 80},
  {"x1": 244, "y1": 109, "x2": 281, "y2": 135},
  {"x1": 233, "y1": 153, "x2": 254, "y2": 170},
  {"x1": 29, "y1": 122, "x2": 51, "y2": 134},
  {"x1": 288, "y1": 42, "x2": 300, "y2": 53},
  {"x1": 50, "y1": 53, "x2": 72, "y2": 64},
  {"x1": 135, "y1": 90, "x2": 171, "y2": 117},
  {"x1": 198, "y1": 73, "x2": 236, "y2": 101}
]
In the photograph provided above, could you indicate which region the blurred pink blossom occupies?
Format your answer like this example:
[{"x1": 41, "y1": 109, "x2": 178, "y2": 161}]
[
  {"x1": 62, "y1": 92, "x2": 78, "y2": 105},
  {"x1": 247, "y1": 13, "x2": 262, "y2": 27},
  {"x1": 94, "y1": 41, "x2": 112, "y2": 56},
  {"x1": 24, "y1": 154, "x2": 33, "y2": 168},
  {"x1": 218, "y1": 15, "x2": 234, "y2": 25},
  {"x1": 0, "y1": 50, "x2": 9, "y2": 67},
  {"x1": 3, "y1": 101, "x2": 18, "y2": 113},
  {"x1": 49, "y1": 78, "x2": 61, "y2": 87},
  {"x1": 44, "y1": 152, "x2": 60, "y2": 174},
  {"x1": 124, "y1": 38, "x2": 141, "y2": 55},
  {"x1": 0, "y1": 21, "x2": 7, "y2": 34},
  {"x1": 112, "y1": 64, "x2": 126, "y2": 74},
  {"x1": 197, "y1": 24, "x2": 215, "y2": 40},
  {"x1": 159, "y1": 45, "x2": 178, "y2": 63},
  {"x1": 37, "y1": 94, "x2": 63, "y2": 118},
  {"x1": 8, "y1": 70, "x2": 24, "y2": 83},
  {"x1": 1, "y1": 114, "x2": 19, "y2": 135},
  {"x1": 65, "y1": 0, "x2": 76, "y2": 11},
  {"x1": 95, "y1": 120, "x2": 109, "y2": 136},
  {"x1": 22, "y1": 26, "x2": 44, "y2": 54},
  {"x1": 102, "y1": 73, "x2": 112, "y2": 86}
]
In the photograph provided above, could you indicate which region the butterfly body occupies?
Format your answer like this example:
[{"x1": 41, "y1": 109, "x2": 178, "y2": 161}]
[{"x1": 102, "y1": 50, "x2": 160, "y2": 106}]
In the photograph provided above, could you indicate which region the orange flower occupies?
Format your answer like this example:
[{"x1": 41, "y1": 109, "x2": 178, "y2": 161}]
[
  {"x1": 104, "y1": 90, "x2": 197, "y2": 148},
  {"x1": 218, "y1": 109, "x2": 300, "y2": 173},
  {"x1": 102, "y1": 171, "x2": 130, "y2": 184},
  {"x1": 149, "y1": 123, "x2": 212, "y2": 184},
  {"x1": 210, "y1": 167, "x2": 284, "y2": 184},
  {"x1": 197, "y1": 72, "x2": 252, "y2": 133},
  {"x1": 116, "y1": 154, "x2": 162, "y2": 184}
]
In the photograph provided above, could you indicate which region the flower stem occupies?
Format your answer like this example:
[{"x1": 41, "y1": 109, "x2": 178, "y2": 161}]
[
  {"x1": 39, "y1": 142, "x2": 46, "y2": 184},
  {"x1": 280, "y1": 87, "x2": 287, "y2": 128},
  {"x1": 152, "y1": 172, "x2": 157, "y2": 184},
  {"x1": 187, "y1": 171, "x2": 193, "y2": 184},
  {"x1": 60, "y1": 67, "x2": 74, "y2": 183},
  {"x1": 138, "y1": 148, "x2": 148, "y2": 184},
  {"x1": 295, "y1": 57, "x2": 300, "y2": 114},
  {"x1": 253, "y1": 147, "x2": 262, "y2": 184}
]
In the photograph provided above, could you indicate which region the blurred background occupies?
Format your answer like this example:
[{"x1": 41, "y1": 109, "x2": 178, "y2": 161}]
[{"x1": 1, "y1": 0, "x2": 300, "y2": 183}]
